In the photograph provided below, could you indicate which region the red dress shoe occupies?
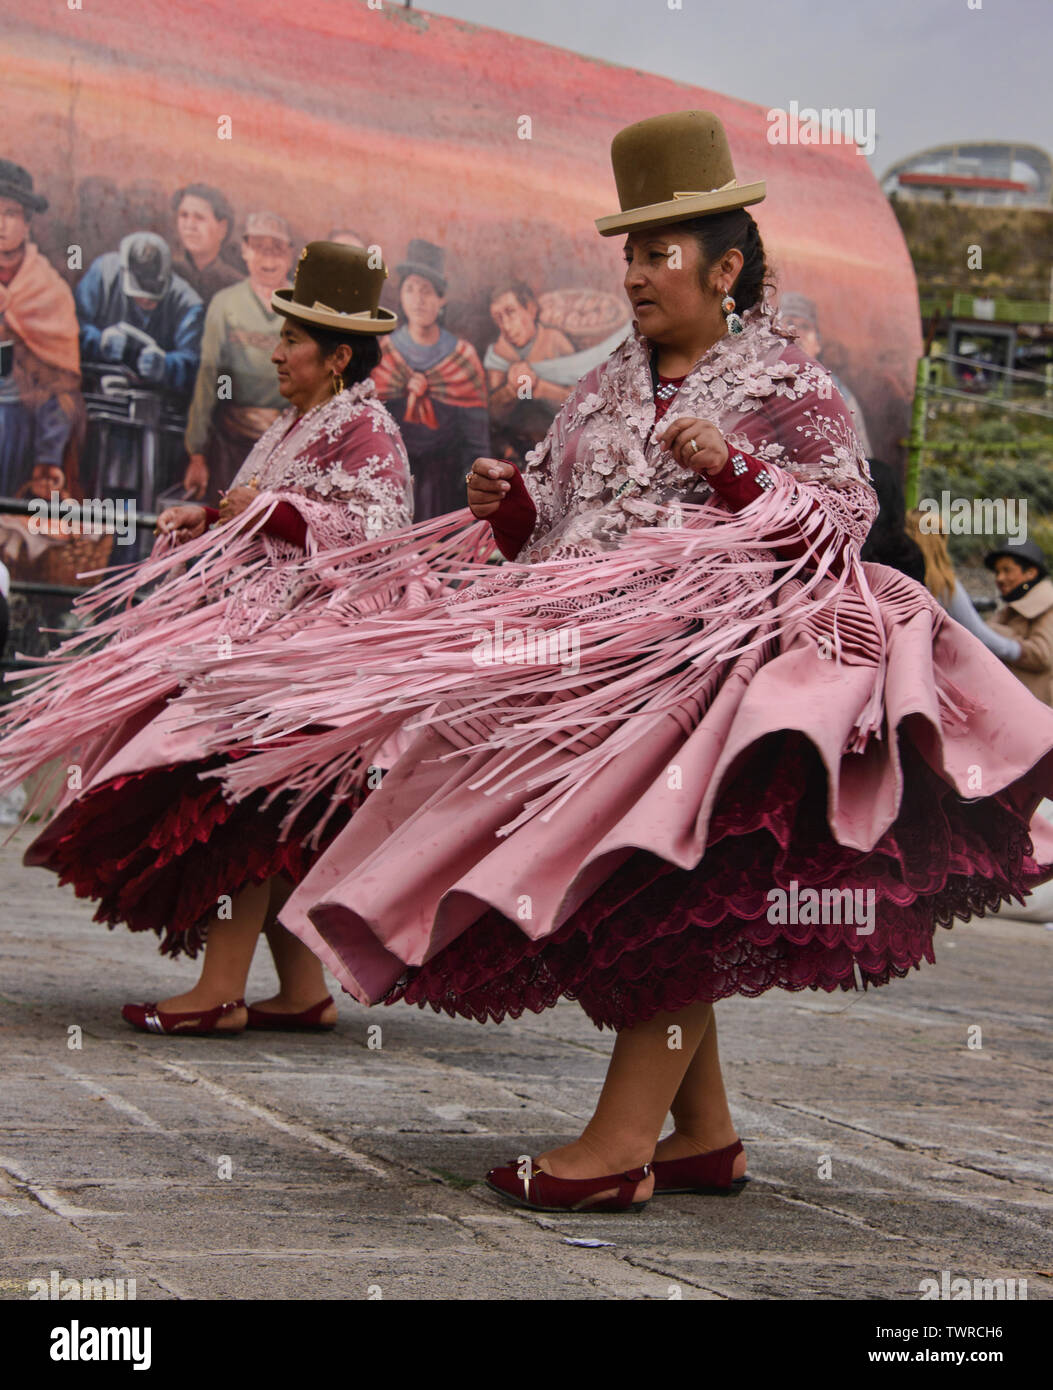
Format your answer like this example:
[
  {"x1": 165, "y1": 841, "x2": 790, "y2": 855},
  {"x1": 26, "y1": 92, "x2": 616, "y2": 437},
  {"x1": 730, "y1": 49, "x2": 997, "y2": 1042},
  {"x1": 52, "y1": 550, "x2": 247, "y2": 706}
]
[
  {"x1": 121, "y1": 998, "x2": 246, "y2": 1036},
  {"x1": 245, "y1": 996, "x2": 336, "y2": 1031},
  {"x1": 486, "y1": 1158, "x2": 652, "y2": 1213},
  {"x1": 651, "y1": 1139, "x2": 749, "y2": 1195}
]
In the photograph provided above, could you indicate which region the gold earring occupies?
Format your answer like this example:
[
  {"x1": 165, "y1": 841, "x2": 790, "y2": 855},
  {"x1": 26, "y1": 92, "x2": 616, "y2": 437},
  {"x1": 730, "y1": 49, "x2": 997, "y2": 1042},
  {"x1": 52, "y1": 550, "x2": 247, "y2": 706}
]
[{"x1": 331, "y1": 371, "x2": 344, "y2": 396}]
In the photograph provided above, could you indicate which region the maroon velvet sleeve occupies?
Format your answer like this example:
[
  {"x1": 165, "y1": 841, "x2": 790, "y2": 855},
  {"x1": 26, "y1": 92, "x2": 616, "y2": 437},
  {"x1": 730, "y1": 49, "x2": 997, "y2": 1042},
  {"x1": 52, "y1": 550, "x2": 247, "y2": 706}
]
[
  {"x1": 260, "y1": 500, "x2": 308, "y2": 548},
  {"x1": 202, "y1": 506, "x2": 220, "y2": 525},
  {"x1": 487, "y1": 465, "x2": 538, "y2": 561},
  {"x1": 706, "y1": 449, "x2": 838, "y2": 573}
]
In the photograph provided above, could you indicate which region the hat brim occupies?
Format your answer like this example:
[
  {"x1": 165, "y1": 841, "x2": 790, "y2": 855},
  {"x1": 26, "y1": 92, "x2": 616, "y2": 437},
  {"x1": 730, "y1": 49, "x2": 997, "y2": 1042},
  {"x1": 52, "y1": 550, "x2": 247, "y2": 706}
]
[
  {"x1": 0, "y1": 184, "x2": 48, "y2": 214},
  {"x1": 272, "y1": 289, "x2": 397, "y2": 334},
  {"x1": 595, "y1": 182, "x2": 766, "y2": 237}
]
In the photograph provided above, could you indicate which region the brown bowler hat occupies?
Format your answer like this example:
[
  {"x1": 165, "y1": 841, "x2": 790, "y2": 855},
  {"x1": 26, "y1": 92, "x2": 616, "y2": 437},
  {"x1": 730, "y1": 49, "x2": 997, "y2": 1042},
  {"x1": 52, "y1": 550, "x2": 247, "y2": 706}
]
[
  {"x1": 596, "y1": 111, "x2": 765, "y2": 237},
  {"x1": 272, "y1": 241, "x2": 397, "y2": 334}
]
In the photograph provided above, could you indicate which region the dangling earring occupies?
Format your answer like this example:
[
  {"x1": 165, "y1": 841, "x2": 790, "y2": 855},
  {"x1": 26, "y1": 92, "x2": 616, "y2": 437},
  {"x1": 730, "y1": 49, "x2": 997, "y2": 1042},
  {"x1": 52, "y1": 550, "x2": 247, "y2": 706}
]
[
  {"x1": 330, "y1": 371, "x2": 344, "y2": 396},
  {"x1": 722, "y1": 290, "x2": 744, "y2": 336}
]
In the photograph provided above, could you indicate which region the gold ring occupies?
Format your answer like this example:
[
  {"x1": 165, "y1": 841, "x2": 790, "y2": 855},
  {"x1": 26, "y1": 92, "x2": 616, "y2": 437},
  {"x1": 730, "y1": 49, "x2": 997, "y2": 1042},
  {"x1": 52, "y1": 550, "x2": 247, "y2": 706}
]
[
  {"x1": 465, "y1": 472, "x2": 475, "y2": 486},
  {"x1": 686, "y1": 438, "x2": 699, "y2": 455}
]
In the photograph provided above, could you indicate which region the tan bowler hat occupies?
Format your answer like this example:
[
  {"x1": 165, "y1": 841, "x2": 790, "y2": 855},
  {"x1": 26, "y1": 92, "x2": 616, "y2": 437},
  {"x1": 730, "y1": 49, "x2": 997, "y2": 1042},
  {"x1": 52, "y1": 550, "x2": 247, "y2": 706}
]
[
  {"x1": 272, "y1": 240, "x2": 397, "y2": 334},
  {"x1": 596, "y1": 110, "x2": 765, "y2": 237}
]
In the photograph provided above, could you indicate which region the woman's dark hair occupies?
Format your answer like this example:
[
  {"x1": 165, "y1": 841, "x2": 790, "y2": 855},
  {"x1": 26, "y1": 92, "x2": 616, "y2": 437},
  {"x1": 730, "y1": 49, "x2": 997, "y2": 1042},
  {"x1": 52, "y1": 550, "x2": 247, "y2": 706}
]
[
  {"x1": 676, "y1": 209, "x2": 773, "y2": 312},
  {"x1": 298, "y1": 322, "x2": 382, "y2": 387},
  {"x1": 859, "y1": 458, "x2": 927, "y2": 583}
]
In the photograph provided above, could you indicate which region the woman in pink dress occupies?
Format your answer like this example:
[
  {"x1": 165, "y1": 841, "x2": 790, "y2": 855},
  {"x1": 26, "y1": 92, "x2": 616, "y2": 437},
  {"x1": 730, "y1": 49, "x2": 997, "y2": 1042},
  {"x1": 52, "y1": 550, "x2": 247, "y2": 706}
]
[
  {"x1": 0, "y1": 243, "x2": 423, "y2": 1034},
  {"x1": 173, "y1": 114, "x2": 1053, "y2": 1206}
]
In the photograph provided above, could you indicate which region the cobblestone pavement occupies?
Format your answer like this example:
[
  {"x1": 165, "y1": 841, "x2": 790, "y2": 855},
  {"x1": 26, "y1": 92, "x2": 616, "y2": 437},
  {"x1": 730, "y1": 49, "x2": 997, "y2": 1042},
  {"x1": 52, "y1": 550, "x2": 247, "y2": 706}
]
[{"x1": 1, "y1": 830, "x2": 1050, "y2": 1300}]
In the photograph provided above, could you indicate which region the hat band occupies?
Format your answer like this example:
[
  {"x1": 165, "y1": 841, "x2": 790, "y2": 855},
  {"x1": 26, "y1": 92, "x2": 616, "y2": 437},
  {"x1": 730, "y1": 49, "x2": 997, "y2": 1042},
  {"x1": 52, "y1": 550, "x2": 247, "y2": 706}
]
[
  {"x1": 672, "y1": 180, "x2": 739, "y2": 198},
  {"x1": 311, "y1": 300, "x2": 377, "y2": 320}
]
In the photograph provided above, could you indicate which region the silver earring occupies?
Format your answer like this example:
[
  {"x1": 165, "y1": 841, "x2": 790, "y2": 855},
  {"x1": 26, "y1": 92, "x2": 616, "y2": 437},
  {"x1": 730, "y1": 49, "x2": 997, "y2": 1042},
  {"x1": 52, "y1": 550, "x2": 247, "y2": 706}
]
[{"x1": 722, "y1": 291, "x2": 744, "y2": 336}]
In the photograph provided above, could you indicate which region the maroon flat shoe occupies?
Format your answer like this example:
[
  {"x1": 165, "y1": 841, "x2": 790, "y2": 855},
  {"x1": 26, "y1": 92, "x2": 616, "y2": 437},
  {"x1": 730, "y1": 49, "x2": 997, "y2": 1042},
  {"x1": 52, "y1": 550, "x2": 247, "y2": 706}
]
[
  {"x1": 245, "y1": 995, "x2": 336, "y2": 1031},
  {"x1": 121, "y1": 998, "x2": 246, "y2": 1036},
  {"x1": 486, "y1": 1158, "x2": 652, "y2": 1213},
  {"x1": 651, "y1": 1138, "x2": 749, "y2": 1195}
]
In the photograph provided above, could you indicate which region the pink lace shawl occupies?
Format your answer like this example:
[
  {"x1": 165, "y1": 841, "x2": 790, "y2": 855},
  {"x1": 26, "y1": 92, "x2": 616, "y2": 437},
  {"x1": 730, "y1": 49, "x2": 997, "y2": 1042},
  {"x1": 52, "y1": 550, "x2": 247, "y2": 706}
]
[
  {"x1": 0, "y1": 380, "x2": 414, "y2": 801},
  {"x1": 519, "y1": 303, "x2": 876, "y2": 567},
  {"x1": 218, "y1": 379, "x2": 413, "y2": 633}
]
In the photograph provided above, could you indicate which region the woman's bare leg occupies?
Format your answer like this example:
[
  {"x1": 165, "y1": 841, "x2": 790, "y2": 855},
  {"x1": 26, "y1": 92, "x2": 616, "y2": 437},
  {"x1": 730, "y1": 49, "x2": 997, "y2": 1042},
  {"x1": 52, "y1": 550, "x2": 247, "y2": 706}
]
[
  {"x1": 155, "y1": 879, "x2": 274, "y2": 1028},
  {"x1": 536, "y1": 1000, "x2": 715, "y2": 1203},
  {"x1": 654, "y1": 1011, "x2": 747, "y2": 1178},
  {"x1": 253, "y1": 875, "x2": 337, "y2": 1022}
]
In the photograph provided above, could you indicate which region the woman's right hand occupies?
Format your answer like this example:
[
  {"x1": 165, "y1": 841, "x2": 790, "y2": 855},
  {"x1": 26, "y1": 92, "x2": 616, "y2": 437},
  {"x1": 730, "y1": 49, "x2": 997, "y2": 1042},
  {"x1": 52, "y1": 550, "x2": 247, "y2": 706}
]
[
  {"x1": 155, "y1": 504, "x2": 208, "y2": 545},
  {"x1": 466, "y1": 458, "x2": 514, "y2": 519}
]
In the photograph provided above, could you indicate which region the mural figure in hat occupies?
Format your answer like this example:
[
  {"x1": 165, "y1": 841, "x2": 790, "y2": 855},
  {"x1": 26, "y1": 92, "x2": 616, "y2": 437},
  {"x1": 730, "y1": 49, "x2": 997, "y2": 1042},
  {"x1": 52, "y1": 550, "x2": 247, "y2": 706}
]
[
  {"x1": 183, "y1": 211, "x2": 295, "y2": 505},
  {"x1": 0, "y1": 159, "x2": 83, "y2": 501},
  {"x1": 372, "y1": 238, "x2": 490, "y2": 520},
  {"x1": 74, "y1": 230, "x2": 204, "y2": 503}
]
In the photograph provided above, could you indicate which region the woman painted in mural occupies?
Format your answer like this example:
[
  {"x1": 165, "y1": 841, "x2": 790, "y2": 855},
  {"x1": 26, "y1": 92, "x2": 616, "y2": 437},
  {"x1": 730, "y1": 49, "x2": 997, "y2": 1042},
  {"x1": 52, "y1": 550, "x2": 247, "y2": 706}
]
[
  {"x1": 372, "y1": 240, "x2": 490, "y2": 521},
  {"x1": 0, "y1": 161, "x2": 83, "y2": 501}
]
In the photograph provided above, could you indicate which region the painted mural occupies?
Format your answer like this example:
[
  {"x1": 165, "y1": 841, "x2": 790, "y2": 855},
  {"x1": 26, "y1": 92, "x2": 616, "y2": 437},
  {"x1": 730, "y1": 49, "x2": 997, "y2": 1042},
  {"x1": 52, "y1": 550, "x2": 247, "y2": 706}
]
[{"x1": 0, "y1": 0, "x2": 919, "y2": 593}]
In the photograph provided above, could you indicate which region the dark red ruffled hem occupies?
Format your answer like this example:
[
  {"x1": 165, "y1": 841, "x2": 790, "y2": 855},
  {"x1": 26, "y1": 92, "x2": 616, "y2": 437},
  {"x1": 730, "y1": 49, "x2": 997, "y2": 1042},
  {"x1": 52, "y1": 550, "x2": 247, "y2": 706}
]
[
  {"x1": 28, "y1": 758, "x2": 356, "y2": 958},
  {"x1": 382, "y1": 732, "x2": 1051, "y2": 1030}
]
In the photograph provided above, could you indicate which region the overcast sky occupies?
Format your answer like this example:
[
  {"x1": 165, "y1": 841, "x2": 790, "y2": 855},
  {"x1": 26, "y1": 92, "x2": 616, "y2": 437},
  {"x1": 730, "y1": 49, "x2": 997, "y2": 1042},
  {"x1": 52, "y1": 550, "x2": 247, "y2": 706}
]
[{"x1": 414, "y1": 0, "x2": 1052, "y2": 178}]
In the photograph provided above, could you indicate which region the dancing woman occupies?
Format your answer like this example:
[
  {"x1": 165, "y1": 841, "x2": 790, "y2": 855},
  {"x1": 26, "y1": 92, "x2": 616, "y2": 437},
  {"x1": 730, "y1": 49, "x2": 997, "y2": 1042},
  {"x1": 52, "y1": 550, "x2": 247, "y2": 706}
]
[
  {"x1": 174, "y1": 114, "x2": 1053, "y2": 1204},
  {"x1": 0, "y1": 243, "x2": 417, "y2": 1035}
]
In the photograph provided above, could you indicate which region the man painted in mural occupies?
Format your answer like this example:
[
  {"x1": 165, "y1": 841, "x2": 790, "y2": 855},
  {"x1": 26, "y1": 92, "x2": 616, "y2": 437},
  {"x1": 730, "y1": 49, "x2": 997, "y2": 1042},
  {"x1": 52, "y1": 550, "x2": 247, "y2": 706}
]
[
  {"x1": 183, "y1": 212, "x2": 293, "y2": 504},
  {"x1": 484, "y1": 281, "x2": 575, "y2": 428},
  {"x1": 372, "y1": 239, "x2": 489, "y2": 520},
  {"x1": 76, "y1": 232, "x2": 203, "y2": 394},
  {"x1": 777, "y1": 291, "x2": 873, "y2": 455},
  {"x1": 0, "y1": 161, "x2": 82, "y2": 501},
  {"x1": 484, "y1": 280, "x2": 633, "y2": 456},
  {"x1": 75, "y1": 231, "x2": 203, "y2": 499},
  {"x1": 171, "y1": 183, "x2": 243, "y2": 305}
]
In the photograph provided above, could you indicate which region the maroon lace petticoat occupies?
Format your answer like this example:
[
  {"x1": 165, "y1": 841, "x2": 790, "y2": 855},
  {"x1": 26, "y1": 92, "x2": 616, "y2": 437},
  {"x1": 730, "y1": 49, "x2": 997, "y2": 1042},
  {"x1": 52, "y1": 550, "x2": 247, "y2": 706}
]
[
  {"x1": 32, "y1": 757, "x2": 355, "y2": 958},
  {"x1": 383, "y1": 731, "x2": 1050, "y2": 1031}
]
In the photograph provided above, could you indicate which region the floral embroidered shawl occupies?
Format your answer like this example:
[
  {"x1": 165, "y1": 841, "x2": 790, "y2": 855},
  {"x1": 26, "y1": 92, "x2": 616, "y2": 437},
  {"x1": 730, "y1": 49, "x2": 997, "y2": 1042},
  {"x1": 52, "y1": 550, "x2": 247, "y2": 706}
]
[
  {"x1": 0, "y1": 380, "x2": 414, "y2": 800},
  {"x1": 519, "y1": 302, "x2": 876, "y2": 563}
]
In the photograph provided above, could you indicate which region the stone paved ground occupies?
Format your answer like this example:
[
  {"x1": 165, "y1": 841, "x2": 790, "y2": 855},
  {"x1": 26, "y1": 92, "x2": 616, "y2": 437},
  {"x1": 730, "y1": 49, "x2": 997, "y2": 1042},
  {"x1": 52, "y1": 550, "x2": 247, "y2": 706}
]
[{"x1": 1, "y1": 830, "x2": 1050, "y2": 1301}]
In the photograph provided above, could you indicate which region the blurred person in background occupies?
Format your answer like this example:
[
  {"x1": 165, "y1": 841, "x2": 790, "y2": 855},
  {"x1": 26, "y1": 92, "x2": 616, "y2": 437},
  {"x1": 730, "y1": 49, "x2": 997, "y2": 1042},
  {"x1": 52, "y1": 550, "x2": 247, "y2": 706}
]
[
  {"x1": 984, "y1": 539, "x2": 1053, "y2": 707},
  {"x1": 907, "y1": 513, "x2": 1024, "y2": 672}
]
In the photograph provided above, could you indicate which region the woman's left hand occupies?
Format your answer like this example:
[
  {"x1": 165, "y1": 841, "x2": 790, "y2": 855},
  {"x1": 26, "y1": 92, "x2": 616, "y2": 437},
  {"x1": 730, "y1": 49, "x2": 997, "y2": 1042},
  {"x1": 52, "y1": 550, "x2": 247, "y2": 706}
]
[
  {"x1": 217, "y1": 485, "x2": 259, "y2": 523},
  {"x1": 660, "y1": 417, "x2": 729, "y2": 477}
]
